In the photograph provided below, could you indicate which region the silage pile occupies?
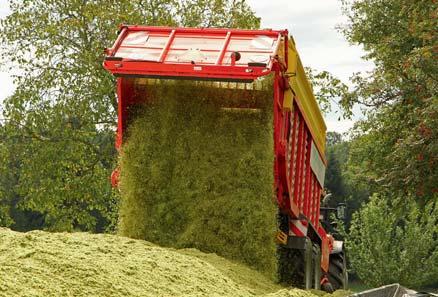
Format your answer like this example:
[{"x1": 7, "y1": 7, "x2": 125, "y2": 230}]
[
  {"x1": 0, "y1": 228, "x2": 326, "y2": 297},
  {"x1": 118, "y1": 80, "x2": 278, "y2": 277}
]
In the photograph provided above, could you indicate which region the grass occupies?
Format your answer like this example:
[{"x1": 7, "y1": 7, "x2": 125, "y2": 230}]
[{"x1": 348, "y1": 280, "x2": 373, "y2": 293}]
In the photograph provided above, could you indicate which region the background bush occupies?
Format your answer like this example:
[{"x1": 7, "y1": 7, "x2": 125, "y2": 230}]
[{"x1": 346, "y1": 194, "x2": 438, "y2": 288}]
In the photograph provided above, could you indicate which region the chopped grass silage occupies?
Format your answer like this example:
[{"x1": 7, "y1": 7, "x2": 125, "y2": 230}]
[
  {"x1": 0, "y1": 228, "x2": 268, "y2": 297},
  {"x1": 118, "y1": 80, "x2": 278, "y2": 278},
  {"x1": 1, "y1": 228, "x2": 350, "y2": 297}
]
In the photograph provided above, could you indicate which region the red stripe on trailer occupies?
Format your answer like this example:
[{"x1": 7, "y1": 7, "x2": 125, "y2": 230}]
[
  {"x1": 290, "y1": 224, "x2": 303, "y2": 237},
  {"x1": 289, "y1": 219, "x2": 309, "y2": 237}
]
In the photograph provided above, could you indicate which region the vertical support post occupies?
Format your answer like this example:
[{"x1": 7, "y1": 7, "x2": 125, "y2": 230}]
[
  {"x1": 116, "y1": 78, "x2": 124, "y2": 150},
  {"x1": 314, "y1": 244, "x2": 322, "y2": 290},
  {"x1": 274, "y1": 70, "x2": 284, "y2": 209},
  {"x1": 115, "y1": 77, "x2": 135, "y2": 150},
  {"x1": 305, "y1": 237, "x2": 313, "y2": 290}
]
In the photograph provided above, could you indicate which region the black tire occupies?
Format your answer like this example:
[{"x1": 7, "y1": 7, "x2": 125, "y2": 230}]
[
  {"x1": 277, "y1": 245, "x2": 306, "y2": 287},
  {"x1": 277, "y1": 212, "x2": 306, "y2": 288},
  {"x1": 328, "y1": 252, "x2": 347, "y2": 290},
  {"x1": 321, "y1": 282, "x2": 334, "y2": 293}
]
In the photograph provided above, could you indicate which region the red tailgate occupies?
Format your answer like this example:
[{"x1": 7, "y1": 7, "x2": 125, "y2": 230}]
[{"x1": 103, "y1": 26, "x2": 285, "y2": 81}]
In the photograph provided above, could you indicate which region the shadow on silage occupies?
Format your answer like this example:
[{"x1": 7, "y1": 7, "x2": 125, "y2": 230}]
[{"x1": 118, "y1": 80, "x2": 278, "y2": 278}]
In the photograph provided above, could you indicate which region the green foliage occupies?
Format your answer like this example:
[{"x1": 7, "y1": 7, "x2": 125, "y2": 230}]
[
  {"x1": 0, "y1": 115, "x2": 118, "y2": 231},
  {"x1": 347, "y1": 195, "x2": 438, "y2": 288},
  {"x1": 0, "y1": 134, "x2": 14, "y2": 227},
  {"x1": 324, "y1": 133, "x2": 370, "y2": 228},
  {"x1": 339, "y1": 0, "x2": 437, "y2": 204},
  {"x1": 0, "y1": 0, "x2": 260, "y2": 231},
  {"x1": 305, "y1": 68, "x2": 353, "y2": 117},
  {"x1": 119, "y1": 80, "x2": 277, "y2": 277},
  {"x1": 333, "y1": 2, "x2": 438, "y2": 287},
  {"x1": 325, "y1": 132, "x2": 347, "y2": 204},
  {"x1": 325, "y1": 149, "x2": 346, "y2": 204},
  {"x1": 326, "y1": 132, "x2": 343, "y2": 147}
]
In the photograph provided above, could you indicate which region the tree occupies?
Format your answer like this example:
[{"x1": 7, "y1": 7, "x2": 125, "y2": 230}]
[
  {"x1": 326, "y1": 131, "x2": 343, "y2": 147},
  {"x1": 0, "y1": 130, "x2": 14, "y2": 228},
  {"x1": 338, "y1": 0, "x2": 438, "y2": 286},
  {"x1": 325, "y1": 132, "x2": 348, "y2": 207},
  {"x1": 347, "y1": 195, "x2": 438, "y2": 288},
  {"x1": 0, "y1": 0, "x2": 260, "y2": 232},
  {"x1": 325, "y1": 150, "x2": 346, "y2": 204},
  {"x1": 339, "y1": 0, "x2": 437, "y2": 205}
]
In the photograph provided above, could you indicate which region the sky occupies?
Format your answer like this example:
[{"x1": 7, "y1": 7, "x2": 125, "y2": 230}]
[
  {"x1": 0, "y1": 0, "x2": 374, "y2": 133},
  {"x1": 247, "y1": 0, "x2": 374, "y2": 133}
]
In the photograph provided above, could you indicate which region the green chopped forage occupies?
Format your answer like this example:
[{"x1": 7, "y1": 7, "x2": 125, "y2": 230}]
[
  {"x1": 118, "y1": 79, "x2": 278, "y2": 278},
  {"x1": 0, "y1": 228, "x2": 328, "y2": 297}
]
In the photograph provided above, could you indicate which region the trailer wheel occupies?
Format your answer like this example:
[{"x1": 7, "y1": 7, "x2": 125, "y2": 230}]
[
  {"x1": 277, "y1": 212, "x2": 306, "y2": 288},
  {"x1": 321, "y1": 282, "x2": 334, "y2": 293},
  {"x1": 328, "y1": 252, "x2": 348, "y2": 290},
  {"x1": 277, "y1": 246, "x2": 306, "y2": 287}
]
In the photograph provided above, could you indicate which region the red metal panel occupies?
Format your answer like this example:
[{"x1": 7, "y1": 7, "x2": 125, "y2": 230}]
[
  {"x1": 103, "y1": 26, "x2": 285, "y2": 81},
  {"x1": 304, "y1": 133, "x2": 312, "y2": 219},
  {"x1": 321, "y1": 236, "x2": 330, "y2": 273},
  {"x1": 310, "y1": 176, "x2": 315, "y2": 225},
  {"x1": 313, "y1": 177, "x2": 318, "y2": 226},
  {"x1": 288, "y1": 109, "x2": 298, "y2": 210},
  {"x1": 307, "y1": 174, "x2": 313, "y2": 223},
  {"x1": 293, "y1": 116, "x2": 304, "y2": 209},
  {"x1": 115, "y1": 77, "x2": 135, "y2": 149},
  {"x1": 284, "y1": 104, "x2": 324, "y2": 231},
  {"x1": 300, "y1": 122, "x2": 307, "y2": 210},
  {"x1": 315, "y1": 186, "x2": 321, "y2": 228},
  {"x1": 274, "y1": 69, "x2": 300, "y2": 217},
  {"x1": 314, "y1": 178, "x2": 318, "y2": 225}
]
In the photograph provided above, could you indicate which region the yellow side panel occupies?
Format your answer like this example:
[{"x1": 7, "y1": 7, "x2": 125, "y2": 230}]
[
  {"x1": 283, "y1": 88, "x2": 293, "y2": 111},
  {"x1": 286, "y1": 40, "x2": 327, "y2": 159}
]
